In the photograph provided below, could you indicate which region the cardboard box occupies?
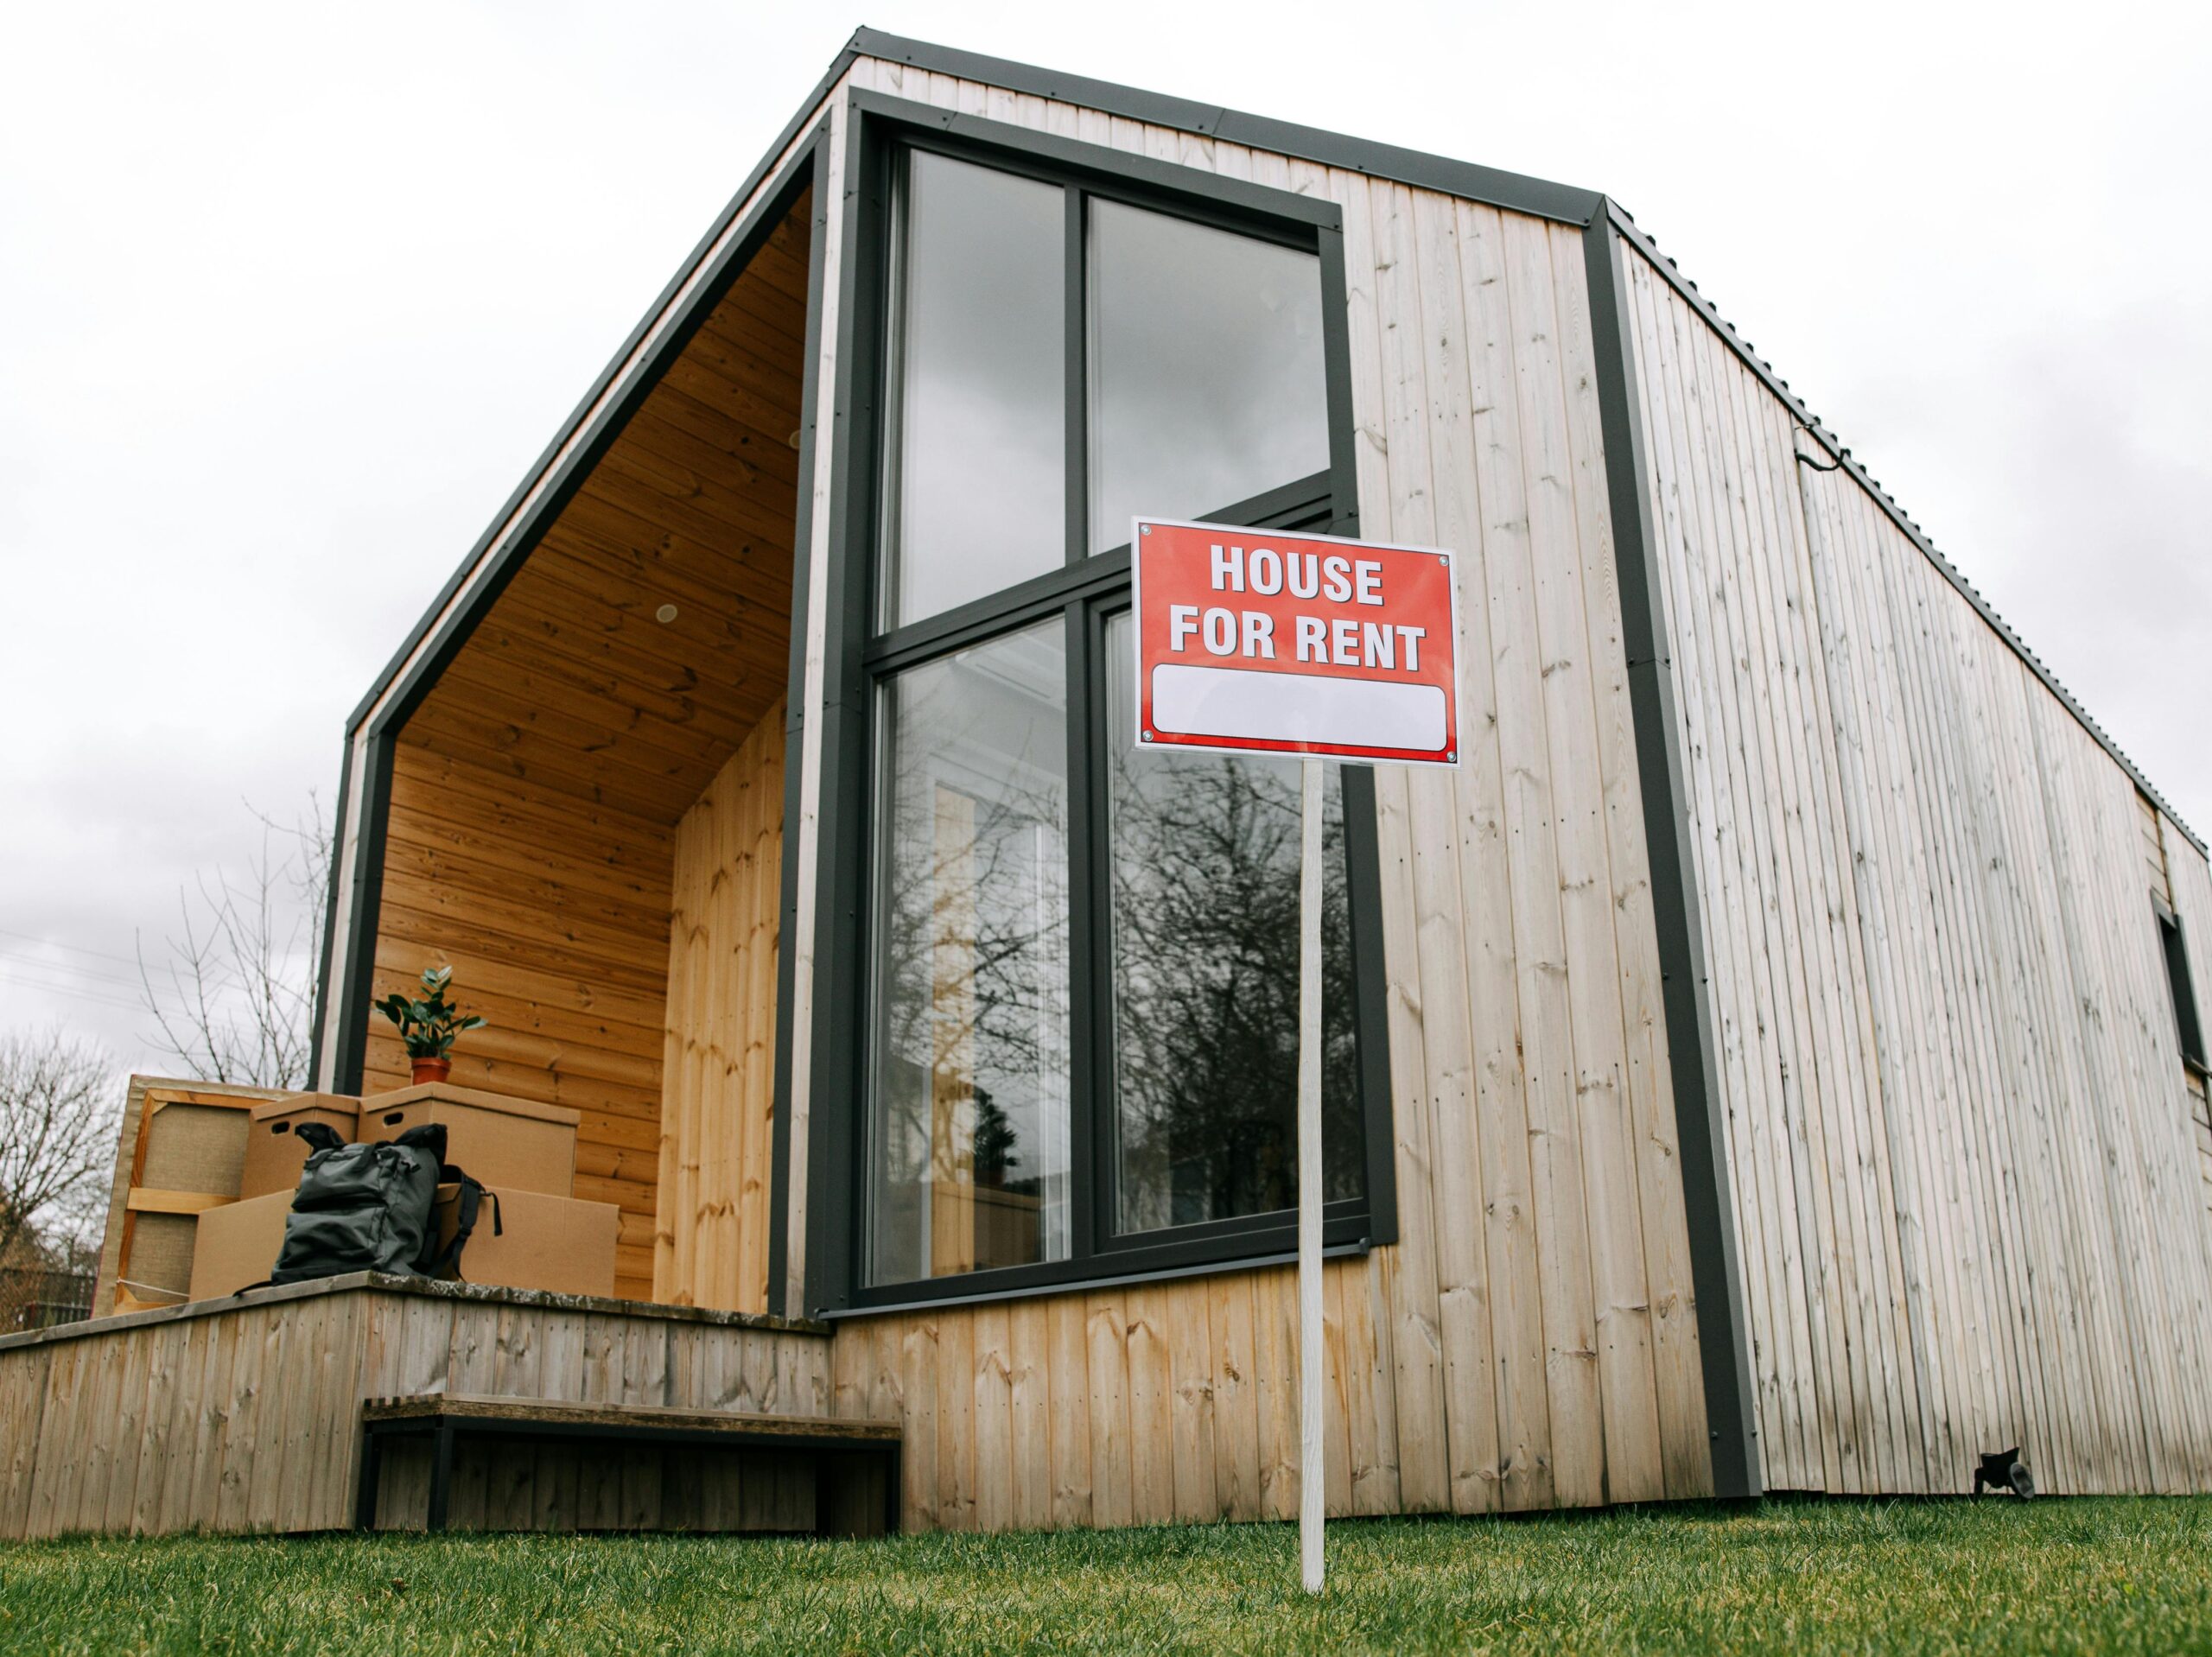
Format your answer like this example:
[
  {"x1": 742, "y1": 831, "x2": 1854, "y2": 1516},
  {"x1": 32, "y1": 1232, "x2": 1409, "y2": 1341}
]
[
  {"x1": 358, "y1": 1084, "x2": 579, "y2": 1197},
  {"x1": 238, "y1": 1095, "x2": 361, "y2": 1199},
  {"x1": 185, "y1": 1180, "x2": 619, "y2": 1303},
  {"x1": 433, "y1": 1183, "x2": 617, "y2": 1299},
  {"x1": 187, "y1": 1190, "x2": 294, "y2": 1301}
]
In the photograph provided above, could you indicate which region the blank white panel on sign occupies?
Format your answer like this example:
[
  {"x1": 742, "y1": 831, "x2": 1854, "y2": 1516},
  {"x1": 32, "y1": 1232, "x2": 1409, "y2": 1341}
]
[{"x1": 1150, "y1": 663, "x2": 1448, "y2": 752}]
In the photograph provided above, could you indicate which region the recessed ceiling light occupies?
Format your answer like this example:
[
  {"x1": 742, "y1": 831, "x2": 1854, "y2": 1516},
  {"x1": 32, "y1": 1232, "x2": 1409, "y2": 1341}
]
[{"x1": 655, "y1": 603, "x2": 678, "y2": 625}]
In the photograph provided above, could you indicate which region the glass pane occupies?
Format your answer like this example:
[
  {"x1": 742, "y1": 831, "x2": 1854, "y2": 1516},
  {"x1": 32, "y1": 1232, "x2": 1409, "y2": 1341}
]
[
  {"x1": 884, "y1": 151, "x2": 1065, "y2": 628},
  {"x1": 1089, "y1": 202, "x2": 1328, "y2": 554},
  {"x1": 1103, "y1": 611, "x2": 1363, "y2": 1234},
  {"x1": 866, "y1": 621, "x2": 1072, "y2": 1284}
]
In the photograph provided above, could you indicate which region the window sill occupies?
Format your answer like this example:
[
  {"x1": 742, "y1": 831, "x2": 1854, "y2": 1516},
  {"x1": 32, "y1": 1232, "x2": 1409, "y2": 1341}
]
[{"x1": 818, "y1": 1234, "x2": 1375, "y2": 1322}]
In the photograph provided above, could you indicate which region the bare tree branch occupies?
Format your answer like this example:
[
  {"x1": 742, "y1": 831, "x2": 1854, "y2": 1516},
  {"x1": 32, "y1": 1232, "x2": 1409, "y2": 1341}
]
[
  {"x1": 137, "y1": 792, "x2": 331, "y2": 1090},
  {"x1": 0, "y1": 1027, "x2": 118, "y2": 1268}
]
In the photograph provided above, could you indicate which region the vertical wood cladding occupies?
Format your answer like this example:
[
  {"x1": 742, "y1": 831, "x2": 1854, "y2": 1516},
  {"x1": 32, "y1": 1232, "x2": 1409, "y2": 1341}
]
[
  {"x1": 365, "y1": 747, "x2": 675, "y2": 1301},
  {"x1": 1621, "y1": 238, "x2": 2212, "y2": 1495},
  {"x1": 657, "y1": 708, "x2": 785, "y2": 1313},
  {"x1": 0, "y1": 1284, "x2": 833, "y2": 1538},
  {"x1": 362, "y1": 186, "x2": 812, "y2": 1305},
  {"x1": 801, "y1": 57, "x2": 1716, "y2": 1526}
]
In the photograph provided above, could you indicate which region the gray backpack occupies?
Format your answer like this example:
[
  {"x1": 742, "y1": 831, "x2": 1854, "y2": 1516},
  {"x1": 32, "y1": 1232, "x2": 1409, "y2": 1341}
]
[{"x1": 268, "y1": 1121, "x2": 448, "y2": 1284}]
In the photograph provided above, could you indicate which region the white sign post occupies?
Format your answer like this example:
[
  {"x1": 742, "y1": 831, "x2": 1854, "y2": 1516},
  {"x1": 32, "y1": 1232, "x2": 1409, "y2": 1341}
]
[
  {"x1": 1132, "y1": 518, "x2": 1462, "y2": 1595},
  {"x1": 1296, "y1": 754, "x2": 1325, "y2": 1595}
]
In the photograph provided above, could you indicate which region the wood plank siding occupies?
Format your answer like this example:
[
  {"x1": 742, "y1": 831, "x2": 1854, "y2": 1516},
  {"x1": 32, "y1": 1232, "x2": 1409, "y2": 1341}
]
[
  {"x1": 773, "y1": 55, "x2": 1717, "y2": 1521},
  {"x1": 0, "y1": 1279, "x2": 834, "y2": 1538},
  {"x1": 657, "y1": 708, "x2": 785, "y2": 1311},
  {"x1": 363, "y1": 192, "x2": 812, "y2": 1302},
  {"x1": 1618, "y1": 237, "x2": 2212, "y2": 1495},
  {"x1": 364, "y1": 749, "x2": 677, "y2": 1298},
  {"x1": 302, "y1": 43, "x2": 2210, "y2": 1533}
]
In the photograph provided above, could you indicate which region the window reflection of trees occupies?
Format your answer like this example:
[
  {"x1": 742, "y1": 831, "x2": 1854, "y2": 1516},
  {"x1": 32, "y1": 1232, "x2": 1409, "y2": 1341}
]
[
  {"x1": 1109, "y1": 742, "x2": 1363, "y2": 1234},
  {"x1": 866, "y1": 622, "x2": 1370, "y2": 1287},
  {"x1": 868, "y1": 629, "x2": 1071, "y2": 1285}
]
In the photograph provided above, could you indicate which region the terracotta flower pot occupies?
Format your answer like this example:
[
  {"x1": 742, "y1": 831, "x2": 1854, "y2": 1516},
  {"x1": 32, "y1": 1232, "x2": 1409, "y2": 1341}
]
[{"x1": 410, "y1": 1055, "x2": 452, "y2": 1086}]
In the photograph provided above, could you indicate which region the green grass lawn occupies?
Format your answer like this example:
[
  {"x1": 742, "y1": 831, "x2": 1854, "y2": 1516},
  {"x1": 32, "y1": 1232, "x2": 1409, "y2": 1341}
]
[{"x1": 1, "y1": 1496, "x2": 2208, "y2": 1654}]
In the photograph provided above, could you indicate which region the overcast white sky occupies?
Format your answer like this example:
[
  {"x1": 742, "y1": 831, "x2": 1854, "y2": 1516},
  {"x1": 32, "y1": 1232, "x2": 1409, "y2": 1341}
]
[{"x1": 3, "y1": 1, "x2": 2207, "y2": 1080}]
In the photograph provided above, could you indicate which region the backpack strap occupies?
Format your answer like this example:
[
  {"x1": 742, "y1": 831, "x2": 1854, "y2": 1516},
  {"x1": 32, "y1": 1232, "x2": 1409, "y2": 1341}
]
[
  {"x1": 293, "y1": 1121, "x2": 347, "y2": 1158},
  {"x1": 417, "y1": 1162, "x2": 501, "y2": 1279},
  {"x1": 393, "y1": 1121, "x2": 448, "y2": 1166}
]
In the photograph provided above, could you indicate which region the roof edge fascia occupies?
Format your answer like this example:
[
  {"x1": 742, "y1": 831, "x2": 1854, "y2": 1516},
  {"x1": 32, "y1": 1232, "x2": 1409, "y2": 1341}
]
[
  {"x1": 1605, "y1": 203, "x2": 2202, "y2": 854},
  {"x1": 342, "y1": 37, "x2": 862, "y2": 736},
  {"x1": 847, "y1": 28, "x2": 1604, "y2": 226}
]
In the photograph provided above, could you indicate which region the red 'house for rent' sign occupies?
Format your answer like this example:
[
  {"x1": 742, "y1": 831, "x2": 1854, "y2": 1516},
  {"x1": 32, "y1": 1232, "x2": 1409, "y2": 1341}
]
[{"x1": 1131, "y1": 517, "x2": 1462, "y2": 767}]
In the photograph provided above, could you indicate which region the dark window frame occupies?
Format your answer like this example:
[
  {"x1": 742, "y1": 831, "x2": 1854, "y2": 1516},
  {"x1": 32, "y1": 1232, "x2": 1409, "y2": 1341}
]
[
  {"x1": 2153, "y1": 892, "x2": 2209, "y2": 1074},
  {"x1": 801, "y1": 92, "x2": 1396, "y2": 1318}
]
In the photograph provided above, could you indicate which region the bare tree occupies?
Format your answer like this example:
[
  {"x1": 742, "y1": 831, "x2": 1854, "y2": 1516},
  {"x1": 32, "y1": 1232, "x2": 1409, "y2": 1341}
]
[
  {"x1": 137, "y1": 794, "x2": 331, "y2": 1090},
  {"x1": 0, "y1": 1028, "x2": 118, "y2": 1267}
]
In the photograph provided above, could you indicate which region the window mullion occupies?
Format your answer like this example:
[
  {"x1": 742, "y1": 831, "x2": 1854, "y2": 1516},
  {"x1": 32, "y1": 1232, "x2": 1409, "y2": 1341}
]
[
  {"x1": 1064, "y1": 598, "x2": 1097, "y2": 1265},
  {"x1": 1081, "y1": 596, "x2": 1119, "y2": 1256}
]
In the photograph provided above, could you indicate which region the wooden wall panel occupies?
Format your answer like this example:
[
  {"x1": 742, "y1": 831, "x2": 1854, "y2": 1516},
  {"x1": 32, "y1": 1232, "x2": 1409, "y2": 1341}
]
[
  {"x1": 656, "y1": 707, "x2": 785, "y2": 1313},
  {"x1": 1623, "y1": 238, "x2": 2212, "y2": 1495},
  {"x1": 797, "y1": 59, "x2": 1716, "y2": 1521},
  {"x1": 0, "y1": 1282, "x2": 834, "y2": 1538},
  {"x1": 362, "y1": 192, "x2": 810, "y2": 1305},
  {"x1": 366, "y1": 746, "x2": 675, "y2": 1300}
]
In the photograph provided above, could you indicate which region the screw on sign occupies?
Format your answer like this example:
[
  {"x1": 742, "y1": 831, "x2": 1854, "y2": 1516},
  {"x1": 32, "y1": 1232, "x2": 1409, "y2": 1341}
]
[{"x1": 1132, "y1": 518, "x2": 1463, "y2": 1593}]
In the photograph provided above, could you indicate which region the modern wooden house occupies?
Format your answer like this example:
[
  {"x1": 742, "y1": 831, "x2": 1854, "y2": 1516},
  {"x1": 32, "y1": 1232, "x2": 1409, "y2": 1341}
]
[{"x1": 15, "y1": 29, "x2": 2212, "y2": 1538}]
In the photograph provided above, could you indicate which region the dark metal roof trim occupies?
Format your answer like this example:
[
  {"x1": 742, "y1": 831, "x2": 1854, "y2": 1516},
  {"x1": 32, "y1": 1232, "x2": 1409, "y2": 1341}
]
[
  {"x1": 340, "y1": 26, "x2": 2194, "y2": 857},
  {"x1": 846, "y1": 27, "x2": 1603, "y2": 226},
  {"x1": 1581, "y1": 214, "x2": 1762, "y2": 1499},
  {"x1": 1605, "y1": 202, "x2": 2203, "y2": 855}
]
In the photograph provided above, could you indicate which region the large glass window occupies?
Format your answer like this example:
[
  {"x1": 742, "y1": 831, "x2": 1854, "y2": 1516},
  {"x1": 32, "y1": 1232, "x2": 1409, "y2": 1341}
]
[
  {"x1": 1088, "y1": 202, "x2": 1328, "y2": 554},
  {"x1": 866, "y1": 623, "x2": 1071, "y2": 1283},
  {"x1": 853, "y1": 136, "x2": 1374, "y2": 1299},
  {"x1": 881, "y1": 152, "x2": 1065, "y2": 627},
  {"x1": 1104, "y1": 613, "x2": 1363, "y2": 1234}
]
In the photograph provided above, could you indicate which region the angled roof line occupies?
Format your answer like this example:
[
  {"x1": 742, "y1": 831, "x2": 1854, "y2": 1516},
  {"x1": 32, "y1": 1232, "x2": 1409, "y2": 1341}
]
[
  {"x1": 342, "y1": 41, "x2": 861, "y2": 734},
  {"x1": 344, "y1": 26, "x2": 2197, "y2": 854},
  {"x1": 846, "y1": 28, "x2": 1603, "y2": 225},
  {"x1": 1605, "y1": 203, "x2": 2202, "y2": 854}
]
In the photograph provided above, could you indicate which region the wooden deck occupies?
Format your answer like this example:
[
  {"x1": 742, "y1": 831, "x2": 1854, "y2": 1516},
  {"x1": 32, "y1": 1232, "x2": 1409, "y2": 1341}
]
[{"x1": 0, "y1": 1275, "x2": 851, "y2": 1538}]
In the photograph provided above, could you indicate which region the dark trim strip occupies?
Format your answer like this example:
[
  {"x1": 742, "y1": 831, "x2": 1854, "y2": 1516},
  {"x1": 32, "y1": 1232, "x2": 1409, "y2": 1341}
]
[
  {"x1": 829, "y1": 1235, "x2": 1375, "y2": 1323},
  {"x1": 304, "y1": 733, "x2": 356, "y2": 1087},
  {"x1": 799, "y1": 100, "x2": 883, "y2": 1319},
  {"x1": 1605, "y1": 203, "x2": 2202, "y2": 856},
  {"x1": 766, "y1": 143, "x2": 836, "y2": 1320},
  {"x1": 847, "y1": 29, "x2": 1600, "y2": 226},
  {"x1": 1581, "y1": 210, "x2": 1763, "y2": 1500},
  {"x1": 327, "y1": 730, "x2": 396, "y2": 1095}
]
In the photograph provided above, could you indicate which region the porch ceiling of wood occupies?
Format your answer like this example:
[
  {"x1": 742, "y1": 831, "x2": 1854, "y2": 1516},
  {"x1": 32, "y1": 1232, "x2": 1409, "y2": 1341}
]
[{"x1": 394, "y1": 188, "x2": 811, "y2": 826}]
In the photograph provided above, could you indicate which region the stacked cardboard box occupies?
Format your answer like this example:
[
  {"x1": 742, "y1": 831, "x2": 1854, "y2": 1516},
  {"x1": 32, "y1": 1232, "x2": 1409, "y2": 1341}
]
[{"x1": 188, "y1": 1085, "x2": 618, "y2": 1301}]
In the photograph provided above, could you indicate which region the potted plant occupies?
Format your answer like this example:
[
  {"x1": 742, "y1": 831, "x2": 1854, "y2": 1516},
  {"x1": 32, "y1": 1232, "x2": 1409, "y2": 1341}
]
[{"x1": 374, "y1": 965, "x2": 488, "y2": 1085}]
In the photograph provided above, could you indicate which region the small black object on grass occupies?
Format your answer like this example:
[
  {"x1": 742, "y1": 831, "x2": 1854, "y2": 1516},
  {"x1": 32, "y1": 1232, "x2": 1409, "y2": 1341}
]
[{"x1": 1974, "y1": 1449, "x2": 2036, "y2": 1499}]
